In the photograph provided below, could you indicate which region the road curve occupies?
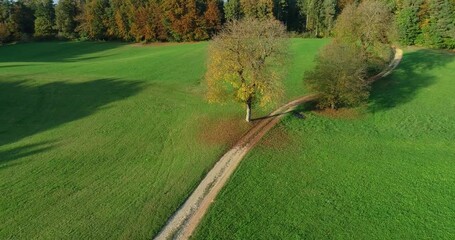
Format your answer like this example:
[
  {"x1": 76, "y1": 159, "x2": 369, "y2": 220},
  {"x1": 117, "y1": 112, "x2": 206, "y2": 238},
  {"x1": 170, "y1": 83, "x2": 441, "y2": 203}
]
[{"x1": 154, "y1": 48, "x2": 403, "y2": 240}]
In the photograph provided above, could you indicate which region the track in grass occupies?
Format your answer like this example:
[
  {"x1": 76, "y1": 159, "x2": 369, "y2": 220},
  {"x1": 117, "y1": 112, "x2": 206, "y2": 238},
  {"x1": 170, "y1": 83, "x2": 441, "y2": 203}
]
[{"x1": 156, "y1": 49, "x2": 403, "y2": 239}]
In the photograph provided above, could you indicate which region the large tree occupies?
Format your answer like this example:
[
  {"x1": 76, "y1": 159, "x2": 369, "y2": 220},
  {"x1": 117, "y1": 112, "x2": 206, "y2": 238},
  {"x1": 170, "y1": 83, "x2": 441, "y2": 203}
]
[{"x1": 206, "y1": 18, "x2": 289, "y2": 122}]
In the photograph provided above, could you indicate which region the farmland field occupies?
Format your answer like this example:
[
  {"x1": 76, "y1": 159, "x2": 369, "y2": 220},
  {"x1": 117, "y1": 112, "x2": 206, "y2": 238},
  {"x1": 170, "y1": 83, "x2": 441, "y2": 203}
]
[
  {"x1": 0, "y1": 39, "x2": 328, "y2": 239},
  {"x1": 194, "y1": 48, "x2": 455, "y2": 239}
]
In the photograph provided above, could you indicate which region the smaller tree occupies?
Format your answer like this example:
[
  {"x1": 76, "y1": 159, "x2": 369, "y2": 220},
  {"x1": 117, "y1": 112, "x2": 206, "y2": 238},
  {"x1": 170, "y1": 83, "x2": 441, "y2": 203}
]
[
  {"x1": 305, "y1": 42, "x2": 369, "y2": 110},
  {"x1": 206, "y1": 18, "x2": 289, "y2": 122}
]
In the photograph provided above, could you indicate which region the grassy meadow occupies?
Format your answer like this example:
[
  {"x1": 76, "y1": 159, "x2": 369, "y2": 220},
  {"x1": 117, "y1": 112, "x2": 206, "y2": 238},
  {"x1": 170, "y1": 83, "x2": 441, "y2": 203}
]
[
  {"x1": 0, "y1": 39, "x2": 328, "y2": 239},
  {"x1": 194, "y1": 49, "x2": 455, "y2": 239}
]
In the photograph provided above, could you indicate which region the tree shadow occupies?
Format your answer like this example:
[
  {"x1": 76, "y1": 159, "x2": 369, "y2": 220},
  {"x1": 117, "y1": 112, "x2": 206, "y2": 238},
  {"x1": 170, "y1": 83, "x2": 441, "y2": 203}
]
[
  {"x1": 0, "y1": 41, "x2": 125, "y2": 63},
  {"x1": 369, "y1": 49, "x2": 455, "y2": 112},
  {"x1": 251, "y1": 99, "x2": 318, "y2": 122},
  {"x1": 0, "y1": 79, "x2": 144, "y2": 151},
  {"x1": 0, "y1": 141, "x2": 56, "y2": 170}
]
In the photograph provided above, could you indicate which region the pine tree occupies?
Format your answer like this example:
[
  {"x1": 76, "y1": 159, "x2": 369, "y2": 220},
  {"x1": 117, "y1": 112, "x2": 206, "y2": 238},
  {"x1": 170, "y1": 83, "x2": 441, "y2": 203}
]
[
  {"x1": 204, "y1": 0, "x2": 222, "y2": 37},
  {"x1": 131, "y1": 0, "x2": 167, "y2": 42},
  {"x1": 274, "y1": 0, "x2": 289, "y2": 26},
  {"x1": 423, "y1": 0, "x2": 455, "y2": 48},
  {"x1": 78, "y1": 0, "x2": 109, "y2": 40},
  {"x1": 322, "y1": 0, "x2": 336, "y2": 37},
  {"x1": 34, "y1": 0, "x2": 55, "y2": 39},
  {"x1": 56, "y1": 0, "x2": 81, "y2": 39},
  {"x1": 395, "y1": 0, "x2": 422, "y2": 45},
  {"x1": 240, "y1": 0, "x2": 274, "y2": 19},
  {"x1": 0, "y1": 0, "x2": 13, "y2": 44},
  {"x1": 11, "y1": 1, "x2": 34, "y2": 39},
  {"x1": 298, "y1": 0, "x2": 323, "y2": 37},
  {"x1": 163, "y1": 0, "x2": 202, "y2": 41},
  {"x1": 224, "y1": 0, "x2": 242, "y2": 21}
]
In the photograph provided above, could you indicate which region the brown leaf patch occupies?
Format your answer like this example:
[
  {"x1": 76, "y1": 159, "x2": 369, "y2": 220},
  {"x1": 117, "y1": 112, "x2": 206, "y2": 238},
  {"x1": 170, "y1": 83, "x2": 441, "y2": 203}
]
[{"x1": 198, "y1": 117, "x2": 251, "y2": 147}]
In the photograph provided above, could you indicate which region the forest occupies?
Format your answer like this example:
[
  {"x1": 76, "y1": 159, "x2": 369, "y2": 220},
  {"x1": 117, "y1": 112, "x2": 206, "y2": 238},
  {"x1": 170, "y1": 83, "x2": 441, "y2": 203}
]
[{"x1": 0, "y1": 0, "x2": 454, "y2": 48}]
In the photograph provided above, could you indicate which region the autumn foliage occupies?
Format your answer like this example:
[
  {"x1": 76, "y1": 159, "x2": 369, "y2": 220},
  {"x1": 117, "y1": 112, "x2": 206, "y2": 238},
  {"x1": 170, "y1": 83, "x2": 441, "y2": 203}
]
[{"x1": 206, "y1": 18, "x2": 289, "y2": 122}]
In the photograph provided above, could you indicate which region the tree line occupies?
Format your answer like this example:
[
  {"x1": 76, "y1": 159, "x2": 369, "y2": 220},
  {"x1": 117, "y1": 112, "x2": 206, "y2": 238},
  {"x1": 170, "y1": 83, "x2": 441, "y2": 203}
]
[{"x1": 0, "y1": 0, "x2": 454, "y2": 49}]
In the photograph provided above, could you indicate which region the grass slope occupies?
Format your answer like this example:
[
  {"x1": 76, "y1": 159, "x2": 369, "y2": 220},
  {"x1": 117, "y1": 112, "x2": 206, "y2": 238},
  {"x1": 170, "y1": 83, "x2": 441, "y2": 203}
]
[
  {"x1": 0, "y1": 39, "x2": 327, "y2": 239},
  {"x1": 194, "y1": 49, "x2": 455, "y2": 239}
]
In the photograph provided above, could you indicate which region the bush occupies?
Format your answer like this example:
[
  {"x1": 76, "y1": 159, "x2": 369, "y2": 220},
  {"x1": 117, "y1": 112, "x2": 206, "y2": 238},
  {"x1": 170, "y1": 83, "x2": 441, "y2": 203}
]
[{"x1": 305, "y1": 42, "x2": 370, "y2": 110}]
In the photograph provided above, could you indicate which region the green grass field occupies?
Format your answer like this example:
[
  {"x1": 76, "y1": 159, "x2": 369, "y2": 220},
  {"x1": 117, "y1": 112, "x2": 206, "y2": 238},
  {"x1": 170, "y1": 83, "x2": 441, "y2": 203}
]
[
  {"x1": 0, "y1": 39, "x2": 327, "y2": 239},
  {"x1": 194, "y1": 49, "x2": 455, "y2": 239}
]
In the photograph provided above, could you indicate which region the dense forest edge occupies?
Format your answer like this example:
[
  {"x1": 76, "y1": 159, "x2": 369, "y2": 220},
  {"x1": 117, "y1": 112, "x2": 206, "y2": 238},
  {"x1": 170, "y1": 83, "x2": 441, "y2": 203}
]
[{"x1": 0, "y1": 0, "x2": 454, "y2": 49}]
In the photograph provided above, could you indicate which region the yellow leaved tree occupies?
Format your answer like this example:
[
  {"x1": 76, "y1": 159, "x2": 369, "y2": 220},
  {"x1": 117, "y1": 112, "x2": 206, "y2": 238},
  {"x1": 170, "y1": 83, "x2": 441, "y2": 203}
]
[{"x1": 206, "y1": 17, "x2": 289, "y2": 122}]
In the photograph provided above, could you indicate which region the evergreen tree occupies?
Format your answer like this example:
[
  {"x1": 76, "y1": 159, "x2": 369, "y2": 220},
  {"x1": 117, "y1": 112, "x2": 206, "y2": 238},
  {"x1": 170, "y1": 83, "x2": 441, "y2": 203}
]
[
  {"x1": 131, "y1": 0, "x2": 167, "y2": 42},
  {"x1": 0, "y1": 0, "x2": 13, "y2": 43},
  {"x1": 204, "y1": 0, "x2": 222, "y2": 37},
  {"x1": 422, "y1": 0, "x2": 455, "y2": 49},
  {"x1": 34, "y1": 0, "x2": 55, "y2": 39},
  {"x1": 298, "y1": 0, "x2": 323, "y2": 37},
  {"x1": 274, "y1": 0, "x2": 288, "y2": 25},
  {"x1": 322, "y1": 0, "x2": 336, "y2": 36},
  {"x1": 163, "y1": 0, "x2": 203, "y2": 41},
  {"x1": 78, "y1": 0, "x2": 109, "y2": 40},
  {"x1": 11, "y1": 1, "x2": 34, "y2": 39},
  {"x1": 56, "y1": 0, "x2": 80, "y2": 39},
  {"x1": 240, "y1": 0, "x2": 274, "y2": 19},
  {"x1": 110, "y1": 0, "x2": 134, "y2": 41},
  {"x1": 224, "y1": 0, "x2": 242, "y2": 21},
  {"x1": 396, "y1": 0, "x2": 422, "y2": 45}
]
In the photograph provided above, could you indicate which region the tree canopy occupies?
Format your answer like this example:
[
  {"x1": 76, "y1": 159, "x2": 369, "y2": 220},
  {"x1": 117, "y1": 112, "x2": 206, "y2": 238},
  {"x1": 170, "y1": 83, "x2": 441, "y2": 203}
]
[{"x1": 206, "y1": 18, "x2": 289, "y2": 122}]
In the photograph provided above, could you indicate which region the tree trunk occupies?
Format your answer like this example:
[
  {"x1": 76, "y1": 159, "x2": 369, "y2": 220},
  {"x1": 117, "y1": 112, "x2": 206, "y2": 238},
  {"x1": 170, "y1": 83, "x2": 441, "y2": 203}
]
[{"x1": 245, "y1": 99, "x2": 252, "y2": 122}]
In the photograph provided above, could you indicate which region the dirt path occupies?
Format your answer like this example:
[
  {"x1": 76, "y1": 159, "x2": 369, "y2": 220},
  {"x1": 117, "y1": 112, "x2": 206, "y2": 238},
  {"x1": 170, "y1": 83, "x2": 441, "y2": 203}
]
[{"x1": 154, "y1": 48, "x2": 403, "y2": 240}]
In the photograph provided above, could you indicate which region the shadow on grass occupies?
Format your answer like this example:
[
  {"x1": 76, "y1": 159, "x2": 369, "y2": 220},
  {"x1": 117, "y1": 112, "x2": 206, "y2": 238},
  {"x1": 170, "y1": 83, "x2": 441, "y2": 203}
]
[
  {"x1": 0, "y1": 79, "x2": 144, "y2": 162},
  {"x1": 0, "y1": 141, "x2": 55, "y2": 169},
  {"x1": 369, "y1": 49, "x2": 455, "y2": 112},
  {"x1": 0, "y1": 41, "x2": 125, "y2": 63},
  {"x1": 251, "y1": 100, "x2": 318, "y2": 122}
]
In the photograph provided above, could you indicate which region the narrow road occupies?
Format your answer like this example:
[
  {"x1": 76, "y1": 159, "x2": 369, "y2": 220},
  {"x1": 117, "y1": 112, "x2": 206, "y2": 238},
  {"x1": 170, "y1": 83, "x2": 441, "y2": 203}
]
[{"x1": 154, "y1": 48, "x2": 403, "y2": 240}]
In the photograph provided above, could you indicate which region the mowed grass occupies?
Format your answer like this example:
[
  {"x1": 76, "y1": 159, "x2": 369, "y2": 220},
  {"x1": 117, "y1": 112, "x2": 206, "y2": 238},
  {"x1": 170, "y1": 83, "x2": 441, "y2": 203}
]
[
  {"x1": 194, "y1": 49, "x2": 455, "y2": 239},
  {"x1": 0, "y1": 39, "x2": 327, "y2": 239}
]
